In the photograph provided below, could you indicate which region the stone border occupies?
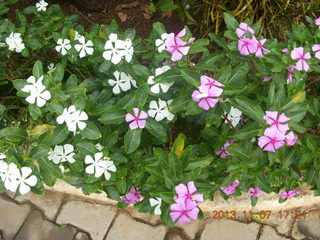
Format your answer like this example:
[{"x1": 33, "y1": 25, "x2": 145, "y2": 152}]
[{"x1": 47, "y1": 180, "x2": 320, "y2": 213}]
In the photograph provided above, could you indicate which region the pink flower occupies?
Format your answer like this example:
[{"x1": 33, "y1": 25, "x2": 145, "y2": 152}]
[
  {"x1": 248, "y1": 187, "x2": 263, "y2": 197},
  {"x1": 165, "y1": 29, "x2": 190, "y2": 61},
  {"x1": 290, "y1": 47, "x2": 311, "y2": 71},
  {"x1": 263, "y1": 77, "x2": 271, "y2": 82},
  {"x1": 287, "y1": 65, "x2": 294, "y2": 84},
  {"x1": 285, "y1": 131, "x2": 297, "y2": 146},
  {"x1": 315, "y1": 17, "x2": 320, "y2": 27},
  {"x1": 215, "y1": 140, "x2": 234, "y2": 158},
  {"x1": 263, "y1": 111, "x2": 290, "y2": 133},
  {"x1": 174, "y1": 181, "x2": 204, "y2": 203},
  {"x1": 221, "y1": 180, "x2": 239, "y2": 195},
  {"x1": 238, "y1": 38, "x2": 258, "y2": 56},
  {"x1": 280, "y1": 189, "x2": 300, "y2": 199},
  {"x1": 121, "y1": 186, "x2": 144, "y2": 204},
  {"x1": 200, "y1": 75, "x2": 224, "y2": 89},
  {"x1": 170, "y1": 199, "x2": 199, "y2": 224},
  {"x1": 192, "y1": 85, "x2": 223, "y2": 111},
  {"x1": 312, "y1": 44, "x2": 320, "y2": 59},
  {"x1": 253, "y1": 37, "x2": 270, "y2": 58},
  {"x1": 258, "y1": 127, "x2": 286, "y2": 152},
  {"x1": 236, "y1": 22, "x2": 255, "y2": 38},
  {"x1": 125, "y1": 108, "x2": 148, "y2": 130},
  {"x1": 282, "y1": 48, "x2": 289, "y2": 53}
]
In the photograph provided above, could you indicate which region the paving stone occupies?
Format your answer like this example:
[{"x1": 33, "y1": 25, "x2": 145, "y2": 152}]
[
  {"x1": 6, "y1": 191, "x2": 64, "y2": 220},
  {"x1": 106, "y1": 213, "x2": 166, "y2": 240},
  {"x1": 200, "y1": 220, "x2": 260, "y2": 240},
  {"x1": 259, "y1": 226, "x2": 290, "y2": 240},
  {"x1": 0, "y1": 196, "x2": 31, "y2": 240},
  {"x1": 56, "y1": 200, "x2": 117, "y2": 240},
  {"x1": 74, "y1": 231, "x2": 90, "y2": 240},
  {"x1": 165, "y1": 232, "x2": 185, "y2": 240},
  {"x1": 15, "y1": 210, "x2": 76, "y2": 240},
  {"x1": 124, "y1": 207, "x2": 160, "y2": 225},
  {"x1": 176, "y1": 219, "x2": 204, "y2": 239},
  {"x1": 292, "y1": 210, "x2": 320, "y2": 240}
]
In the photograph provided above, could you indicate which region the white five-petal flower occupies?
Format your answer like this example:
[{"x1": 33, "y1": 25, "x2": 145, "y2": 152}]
[
  {"x1": 123, "y1": 38, "x2": 134, "y2": 62},
  {"x1": 21, "y1": 76, "x2": 51, "y2": 107},
  {"x1": 0, "y1": 162, "x2": 20, "y2": 192},
  {"x1": 47, "y1": 63, "x2": 56, "y2": 74},
  {"x1": 149, "y1": 197, "x2": 162, "y2": 215},
  {"x1": 225, "y1": 106, "x2": 242, "y2": 127},
  {"x1": 15, "y1": 167, "x2": 37, "y2": 195},
  {"x1": 48, "y1": 144, "x2": 76, "y2": 164},
  {"x1": 103, "y1": 33, "x2": 126, "y2": 64},
  {"x1": 74, "y1": 31, "x2": 83, "y2": 41},
  {"x1": 0, "y1": 153, "x2": 6, "y2": 160},
  {"x1": 108, "y1": 71, "x2": 137, "y2": 94},
  {"x1": 36, "y1": 0, "x2": 48, "y2": 11},
  {"x1": 85, "y1": 153, "x2": 116, "y2": 180},
  {"x1": 74, "y1": 36, "x2": 94, "y2": 58},
  {"x1": 56, "y1": 105, "x2": 88, "y2": 132},
  {"x1": 148, "y1": 99, "x2": 174, "y2": 121},
  {"x1": 55, "y1": 39, "x2": 71, "y2": 56},
  {"x1": 95, "y1": 143, "x2": 104, "y2": 151},
  {"x1": 155, "y1": 33, "x2": 174, "y2": 53},
  {"x1": 147, "y1": 66, "x2": 173, "y2": 94},
  {"x1": 5, "y1": 32, "x2": 25, "y2": 53}
]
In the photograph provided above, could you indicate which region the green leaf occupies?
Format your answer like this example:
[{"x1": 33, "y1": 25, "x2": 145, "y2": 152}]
[
  {"x1": 124, "y1": 128, "x2": 142, "y2": 154},
  {"x1": 99, "y1": 61, "x2": 112, "y2": 73},
  {"x1": 99, "y1": 110, "x2": 126, "y2": 125},
  {"x1": 227, "y1": 63, "x2": 249, "y2": 85},
  {"x1": 235, "y1": 96, "x2": 265, "y2": 124},
  {"x1": 185, "y1": 101, "x2": 202, "y2": 115},
  {"x1": 181, "y1": 69, "x2": 200, "y2": 87},
  {"x1": 132, "y1": 64, "x2": 150, "y2": 78},
  {"x1": 168, "y1": 152, "x2": 182, "y2": 179},
  {"x1": 255, "y1": 174, "x2": 272, "y2": 193},
  {"x1": 185, "y1": 155, "x2": 213, "y2": 171},
  {"x1": 145, "y1": 166, "x2": 164, "y2": 181},
  {"x1": 124, "y1": 88, "x2": 149, "y2": 111},
  {"x1": 216, "y1": 65, "x2": 232, "y2": 84},
  {"x1": 168, "y1": 96, "x2": 191, "y2": 113},
  {"x1": 0, "y1": 127, "x2": 28, "y2": 143},
  {"x1": 49, "y1": 125, "x2": 69, "y2": 146},
  {"x1": 30, "y1": 145, "x2": 50, "y2": 159},
  {"x1": 158, "y1": 0, "x2": 177, "y2": 11},
  {"x1": 223, "y1": 13, "x2": 238, "y2": 31},
  {"x1": 208, "y1": 33, "x2": 227, "y2": 49},
  {"x1": 76, "y1": 141, "x2": 97, "y2": 156},
  {"x1": 29, "y1": 104, "x2": 42, "y2": 120},
  {"x1": 24, "y1": 38, "x2": 42, "y2": 49},
  {"x1": 195, "y1": 52, "x2": 224, "y2": 71},
  {"x1": 172, "y1": 133, "x2": 186, "y2": 157},
  {"x1": 80, "y1": 122, "x2": 102, "y2": 140},
  {"x1": 146, "y1": 118, "x2": 167, "y2": 142},
  {"x1": 38, "y1": 157, "x2": 62, "y2": 186},
  {"x1": 234, "y1": 123, "x2": 260, "y2": 140},
  {"x1": 32, "y1": 60, "x2": 43, "y2": 79},
  {"x1": 52, "y1": 63, "x2": 65, "y2": 82},
  {"x1": 189, "y1": 39, "x2": 210, "y2": 54}
]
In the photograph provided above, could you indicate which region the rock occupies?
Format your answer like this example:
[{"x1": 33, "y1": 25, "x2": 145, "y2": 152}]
[
  {"x1": 15, "y1": 210, "x2": 76, "y2": 240},
  {"x1": 259, "y1": 226, "x2": 290, "y2": 240},
  {"x1": 124, "y1": 207, "x2": 160, "y2": 225},
  {"x1": 200, "y1": 220, "x2": 260, "y2": 240},
  {"x1": 74, "y1": 231, "x2": 90, "y2": 240},
  {"x1": 73, "y1": 0, "x2": 107, "y2": 12},
  {"x1": 56, "y1": 200, "x2": 117, "y2": 240},
  {"x1": 105, "y1": 213, "x2": 166, "y2": 240},
  {"x1": 165, "y1": 232, "x2": 185, "y2": 240},
  {"x1": 292, "y1": 210, "x2": 320, "y2": 240},
  {"x1": 176, "y1": 220, "x2": 205, "y2": 239},
  {"x1": 0, "y1": 195, "x2": 31, "y2": 240}
]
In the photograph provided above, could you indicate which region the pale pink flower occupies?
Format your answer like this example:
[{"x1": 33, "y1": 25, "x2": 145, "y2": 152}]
[
  {"x1": 165, "y1": 29, "x2": 190, "y2": 61},
  {"x1": 215, "y1": 140, "x2": 233, "y2": 158},
  {"x1": 282, "y1": 48, "x2": 289, "y2": 53},
  {"x1": 221, "y1": 180, "x2": 239, "y2": 195},
  {"x1": 287, "y1": 65, "x2": 294, "y2": 84},
  {"x1": 290, "y1": 47, "x2": 311, "y2": 71},
  {"x1": 248, "y1": 187, "x2": 263, "y2": 197},
  {"x1": 238, "y1": 38, "x2": 258, "y2": 56},
  {"x1": 263, "y1": 111, "x2": 290, "y2": 133},
  {"x1": 125, "y1": 108, "x2": 148, "y2": 130},
  {"x1": 280, "y1": 189, "x2": 301, "y2": 199},
  {"x1": 121, "y1": 186, "x2": 144, "y2": 204},
  {"x1": 312, "y1": 44, "x2": 320, "y2": 59},
  {"x1": 170, "y1": 199, "x2": 199, "y2": 224},
  {"x1": 285, "y1": 131, "x2": 297, "y2": 146},
  {"x1": 253, "y1": 37, "x2": 270, "y2": 58},
  {"x1": 174, "y1": 181, "x2": 204, "y2": 203},
  {"x1": 315, "y1": 17, "x2": 320, "y2": 27},
  {"x1": 258, "y1": 127, "x2": 286, "y2": 152},
  {"x1": 236, "y1": 22, "x2": 255, "y2": 38},
  {"x1": 200, "y1": 75, "x2": 224, "y2": 90},
  {"x1": 263, "y1": 77, "x2": 271, "y2": 82},
  {"x1": 192, "y1": 85, "x2": 223, "y2": 111}
]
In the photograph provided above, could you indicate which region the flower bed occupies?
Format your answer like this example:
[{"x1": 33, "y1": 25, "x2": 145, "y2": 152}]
[{"x1": 0, "y1": 0, "x2": 319, "y2": 227}]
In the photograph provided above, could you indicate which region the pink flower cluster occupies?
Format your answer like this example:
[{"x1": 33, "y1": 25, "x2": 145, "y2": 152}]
[
  {"x1": 125, "y1": 108, "x2": 148, "y2": 130},
  {"x1": 121, "y1": 186, "x2": 144, "y2": 204},
  {"x1": 170, "y1": 181, "x2": 203, "y2": 224},
  {"x1": 290, "y1": 47, "x2": 311, "y2": 72},
  {"x1": 215, "y1": 140, "x2": 234, "y2": 158},
  {"x1": 221, "y1": 180, "x2": 239, "y2": 195},
  {"x1": 280, "y1": 189, "x2": 301, "y2": 199},
  {"x1": 236, "y1": 23, "x2": 270, "y2": 57},
  {"x1": 248, "y1": 187, "x2": 263, "y2": 197},
  {"x1": 165, "y1": 29, "x2": 193, "y2": 61},
  {"x1": 191, "y1": 75, "x2": 224, "y2": 111},
  {"x1": 258, "y1": 111, "x2": 297, "y2": 152}
]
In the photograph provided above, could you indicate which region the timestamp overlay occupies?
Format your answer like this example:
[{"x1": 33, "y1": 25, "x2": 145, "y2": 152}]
[{"x1": 211, "y1": 209, "x2": 318, "y2": 221}]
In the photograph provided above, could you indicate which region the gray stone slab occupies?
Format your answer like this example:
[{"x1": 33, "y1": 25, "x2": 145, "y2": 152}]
[
  {"x1": 259, "y1": 226, "x2": 290, "y2": 240},
  {"x1": 74, "y1": 231, "x2": 90, "y2": 240},
  {"x1": 292, "y1": 210, "x2": 320, "y2": 240}
]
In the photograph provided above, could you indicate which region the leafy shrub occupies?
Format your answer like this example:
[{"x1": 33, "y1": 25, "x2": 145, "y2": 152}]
[{"x1": 0, "y1": 0, "x2": 319, "y2": 226}]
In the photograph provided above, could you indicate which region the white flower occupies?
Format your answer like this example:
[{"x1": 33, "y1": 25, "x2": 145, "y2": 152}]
[
  {"x1": 36, "y1": 0, "x2": 48, "y2": 11},
  {"x1": 225, "y1": 107, "x2": 242, "y2": 127},
  {"x1": 108, "y1": 71, "x2": 137, "y2": 94},
  {"x1": 149, "y1": 197, "x2": 162, "y2": 215},
  {"x1": 0, "y1": 153, "x2": 6, "y2": 160},
  {"x1": 5, "y1": 32, "x2": 25, "y2": 53},
  {"x1": 124, "y1": 38, "x2": 134, "y2": 62},
  {"x1": 56, "y1": 105, "x2": 88, "y2": 132},
  {"x1": 155, "y1": 33, "x2": 173, "y2": 53},
  {"x1": 95, "y1": 143, "x2": 104, "y2": 151},
  {"x1": 48, "y1": 144, "x2": 75, "y2": 164},
  {"x1": 55, "y1": 39, "x2": 71, "y2": 56},
  {"x1": 47, "y1": 63, "x2": 56, "y2": 74},
  {"x1": 74, "y1": 36, "x2": 94, "y2": 58},
  {"x1": 74, "y1": 31, "x2": 83, "y2": 41},
  {"x1": 0, "y1": 162, "x2": 19, "y2": 192},
  {"x1": 148, "y1": 99, "x2": 174, "y2": 121},
  {"x1": 85, "y1": 152, "x2": 116, "y2": 180},
  {"x1": 102, "y1": 33, "x2": 126, "y2": 64},
  {"x1": 147, "y1": 66, "x2": 173, "y2": 94},
  {"x1": 15, "y1": 167, "x2": 37, "y2": 195},
  {"x1": 21, "y1": 76, "x2": 51, "y2": 107}
]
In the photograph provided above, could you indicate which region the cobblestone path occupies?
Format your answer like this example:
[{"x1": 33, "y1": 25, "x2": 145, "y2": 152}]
[{"x1": 0, "y1": 191, "x2": 319, "y2": 240}]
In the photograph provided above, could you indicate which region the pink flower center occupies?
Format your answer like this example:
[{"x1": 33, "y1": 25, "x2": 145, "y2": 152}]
[
  {"x1": 208, "y1": 81, "x2": 215, "y2": 86},
  {"x1": 244, "y1": 40, "x2": 250, "y2": 46},
  {"x1": 181, "y1": 210, "x2": 187, "y2": 215},
  {"x1": 134, "y1": 116, "x2": 140, "y2": 121},
  {"x1": 270, "y1": 138, "x2": 276, "y2": 144},
  {"x1": 186, "y1": 193, "x2": 192, "y2": 199},
  {"x1": 173, "y1": 45, "x2": 180, "y2": 50},
  {"x1": 274, "y1": 120, "x2": 279, "y2": 125},
  {"x1": 221, "y1": 149, "x2": 227, "y2": 153}
]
